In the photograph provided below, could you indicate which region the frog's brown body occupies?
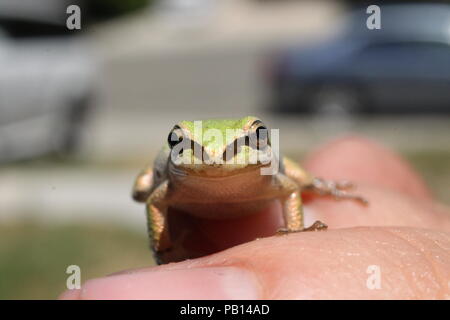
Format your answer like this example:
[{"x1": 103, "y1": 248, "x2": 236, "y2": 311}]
[
  {"x1": 132, "y1": 117, "x2": 367, "y2": 264},
  {"x1": 169, "y1": 166, "x2": 286, "y2": 219}
]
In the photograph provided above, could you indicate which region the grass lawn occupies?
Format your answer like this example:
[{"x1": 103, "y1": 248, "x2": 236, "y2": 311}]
[
  {"x1": 0, "y1": 223, "x2": 152, "y2": 300},
  {"x1": 405, "y1": 151, "x2": 450, "y2": 204}
]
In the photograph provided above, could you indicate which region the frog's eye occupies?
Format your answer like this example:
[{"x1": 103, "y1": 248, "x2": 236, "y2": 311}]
[
  {"x1": 253, "y1": 125, "x2": 269, "y2": 150},
  {"x1": 168, "y1": 128, "x2": 184, "y2": 149},
  {"x1": 256, "y1": 126, "x2": 268, "y2": 140}
]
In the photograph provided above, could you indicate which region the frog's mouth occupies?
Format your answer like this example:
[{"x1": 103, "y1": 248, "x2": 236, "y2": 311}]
[{"x1": 169, "y1": 161, "x2": 272, "y2": 179}]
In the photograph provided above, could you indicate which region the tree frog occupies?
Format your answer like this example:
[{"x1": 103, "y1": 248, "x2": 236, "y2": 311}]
[{"x1": 132, "y1": 116, "x2": 367, "y2": 264}]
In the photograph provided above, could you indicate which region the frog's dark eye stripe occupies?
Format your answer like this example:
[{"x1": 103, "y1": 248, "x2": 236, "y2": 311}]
[
  {"x1": 167, "y1": 128, "x2": 184, "y2": 149},
  {"x1": 248, "y1": 124, "x2": 270, "y2": 150},
  {"x1": 255, "y1": 126, "x2": 269, "y2": 149},
  {"x1": 222, "y1": 136, "x2": 248, "y2": 161},
  {"x1": 255, "y1": 126, "x2": 267, "y2": 140},
  {"x1": 191, "y1": 140, "x2": 209, "y2": 162},
  {"x1": 250, "y1": 120, "x2": 263, "y2": 128},
  {"x1": 250, "y1": 120, "x2": 270, "y2": 147},
  {"x1": 222, "y1": 125, "x2": 270, "y2": 160},
  {"x1": 168, "y1": 131, "x2": 210, "y2": 161}
]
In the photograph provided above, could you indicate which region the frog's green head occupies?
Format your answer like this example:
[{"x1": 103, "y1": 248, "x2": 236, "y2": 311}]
[{"x1": 167, "y1": 116, "x2": 273, "y2": 177}]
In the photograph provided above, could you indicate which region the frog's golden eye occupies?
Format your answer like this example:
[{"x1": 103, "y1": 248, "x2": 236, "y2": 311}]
[
  {"x1": 249, "y1": 122, "x2": 270, "y2": 150},
  {"x1": 256, "y1": 125, "x2": 268, "y2": 140},
  {"x1": 167, "y1": 128, "x2": 184, "y2": 149},
  {"x1": 256, "y1": 126, "x2": 269, "y2": 149}
]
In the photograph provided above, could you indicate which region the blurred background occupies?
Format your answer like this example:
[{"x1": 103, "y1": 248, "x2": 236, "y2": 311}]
[{"x1": 0, "y1": 0, "x2": 449, "y2": 299}]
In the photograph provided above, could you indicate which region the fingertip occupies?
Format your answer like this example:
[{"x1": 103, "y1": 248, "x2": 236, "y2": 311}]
[
  {"x1": 77, "y1": 267, "x2": 261, "y2": 300},
  {"x1": 303, "y1": 135, "x2": 433, "y2": 201},
  {"x1": 304, "y1": 184, "x2": 450, "y2": 231}
]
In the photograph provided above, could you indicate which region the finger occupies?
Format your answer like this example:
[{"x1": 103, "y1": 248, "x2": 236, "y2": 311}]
[
  {"x1": 302, "y1": 136, "x2": 433, "y2": 201},
  {"x1": 158, "y1": 136, "x2": 444, "y2": 263},
  {"x1": 161, "y1": 202, "x2": 283, "y2": 263},
  {"x1": 304, "y1": 184, "x2": 450, "y2": 232},
  {"x1": 60, "y1": 227, "x2": 450, "y2": 299}
]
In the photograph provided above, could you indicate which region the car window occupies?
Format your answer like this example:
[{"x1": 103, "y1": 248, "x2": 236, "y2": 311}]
[
  {"x1": 0, "y1": 27, "x2": 6, "y2": 40},
  {"x1": 0, "y1": 28, "x2": 7, "y2": 53},
  {"x1": 354, "y1": 42, "x2": 450, "y2": 77}
]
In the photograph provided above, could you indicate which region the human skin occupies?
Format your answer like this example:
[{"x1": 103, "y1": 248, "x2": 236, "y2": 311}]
[{"x1": 60, "y1": 136, "x2": 450, "y2": 300}]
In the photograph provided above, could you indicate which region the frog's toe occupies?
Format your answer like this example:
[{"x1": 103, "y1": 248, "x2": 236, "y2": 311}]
[
  {"x1": 332, "y1": 190, "x2": 369, "y2": 205},
  {"x1": 302, "y1": 220, "x2": 328, "y2": 232},
  {"x1": 335, "y1": 180, "x2": 355, "y2": 190},
  {"x1": 275, "y1": 227, "x2": 291, "y2": 236},
  {"x1": 276, "y1": 221, "x2": 328, "y2": 235}
]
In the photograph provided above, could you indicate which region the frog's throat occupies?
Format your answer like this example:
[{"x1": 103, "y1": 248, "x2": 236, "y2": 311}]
[{"x1": 168, "y1": 162, "x2": 270, "y2": 179}]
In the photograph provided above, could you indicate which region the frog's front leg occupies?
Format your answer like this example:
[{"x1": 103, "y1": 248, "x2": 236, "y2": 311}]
[
  {"x1": 132, "y1": 165, "x2": 153, "y2": 202},
  {"x1": 146, "y1": 181, "x2": 172, "y2": 264},
  {"x1": 307, "y1": 177, "x2": 368, "y2": 204},
  {"x1": 283, "y1": 157, "x2": 368, "y2": 205},
  {"x1": 275, "y1": 175, "x2": 327, "y2": 234}
]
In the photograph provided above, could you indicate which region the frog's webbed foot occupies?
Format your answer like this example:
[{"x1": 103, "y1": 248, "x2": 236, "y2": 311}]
[
  {"x1": 310, "y1": 178, "x2": 368, "y2": 205},
  {"x1": 302, "y1": 220, "x2": 328, "y2": 231},
  {"x1": 276, "y1": 220, "x2": 328, "y2": 235}
]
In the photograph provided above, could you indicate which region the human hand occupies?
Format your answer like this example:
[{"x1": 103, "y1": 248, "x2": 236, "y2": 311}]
[{"x1": 60, "y1": 137, "x2": 450, "y2": 299}]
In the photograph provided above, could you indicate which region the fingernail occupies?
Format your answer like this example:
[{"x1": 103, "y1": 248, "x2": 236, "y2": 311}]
[{"x1": 79, "y1": 267, "x2": 261, "y2": 300}]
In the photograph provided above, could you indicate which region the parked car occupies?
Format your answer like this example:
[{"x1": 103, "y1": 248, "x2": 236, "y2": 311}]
[
  {"x1": 266, "y1": 4, "x2": 450, "y2": 114},
  {"x1": 0, "y1": 26, "x2": 97, "y2": 162}
]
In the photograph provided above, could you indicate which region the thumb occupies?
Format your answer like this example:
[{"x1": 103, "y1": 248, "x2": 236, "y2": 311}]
[{"x1": 60, "y1": 227, "x2": 450, "y2": 299}]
